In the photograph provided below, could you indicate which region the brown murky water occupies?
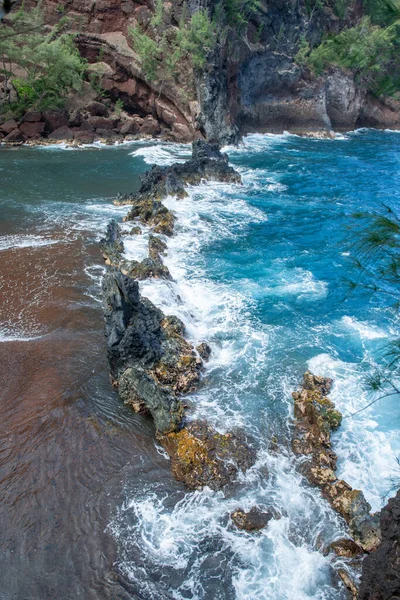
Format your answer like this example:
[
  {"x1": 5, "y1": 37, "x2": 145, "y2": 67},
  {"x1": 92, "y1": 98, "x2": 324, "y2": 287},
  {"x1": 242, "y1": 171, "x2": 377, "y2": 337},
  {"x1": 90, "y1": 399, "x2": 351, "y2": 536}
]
[{"x1": 0, "y1": 145, "x2": 176, "y2": 600}]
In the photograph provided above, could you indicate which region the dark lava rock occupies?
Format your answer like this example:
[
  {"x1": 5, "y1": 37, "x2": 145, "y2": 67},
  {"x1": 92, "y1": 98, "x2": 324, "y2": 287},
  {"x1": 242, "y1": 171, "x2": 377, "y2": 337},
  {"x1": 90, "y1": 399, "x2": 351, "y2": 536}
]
[
  {"x1": 99, "y1": 220, "x2": 124, "y2": 267},
  {"x1": 196, "y1": 342, "x2": 212, "y2": 361},
  {"x1": 292, "y1": 372, "x2": 381, "y2": 552},
  {"x1": 148, "y1": 234, "x2": 167, "y2": 261},
  {"x1": 116, "y1": 140, "x2": 241, "y2": 211},
  {"x1": 120, "y1": 257, "x2": 171, "y2": 281},
  {"x1": 231, "y1": 507, "x2": 276, "y2": 531},
  {"x1": 359, "y1": 489, "x2": 400, "y2": 600},
  {"x1": 130, "y1": 226, "x2": 142, "y2": 235},
  {"x1": 159, "y1": 420, "x2": 257, "y2": 491},
  {"x1": 74, "y1": 131, "x2": 95, "y2": 144},
  {"x1": 88, "y1": 116, "x2": 115, "y2": 130},
  {"x1": 102, "y1": 267, "x2": 202, "y2": 433}
]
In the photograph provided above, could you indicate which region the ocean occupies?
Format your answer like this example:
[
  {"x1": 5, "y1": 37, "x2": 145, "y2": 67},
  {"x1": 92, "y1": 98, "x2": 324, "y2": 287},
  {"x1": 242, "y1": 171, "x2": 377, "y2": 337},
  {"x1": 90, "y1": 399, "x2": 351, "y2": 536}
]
[{"x1": 1, "y1": 130, "x2": 399, "y2": 599}]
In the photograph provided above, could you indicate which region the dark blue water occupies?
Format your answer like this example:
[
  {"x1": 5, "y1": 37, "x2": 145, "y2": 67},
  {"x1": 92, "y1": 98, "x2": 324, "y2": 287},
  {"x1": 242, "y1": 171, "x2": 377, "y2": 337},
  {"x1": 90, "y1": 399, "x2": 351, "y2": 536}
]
[{"x1": 1, "y1": 132, "x2": 399, "y2": 599}]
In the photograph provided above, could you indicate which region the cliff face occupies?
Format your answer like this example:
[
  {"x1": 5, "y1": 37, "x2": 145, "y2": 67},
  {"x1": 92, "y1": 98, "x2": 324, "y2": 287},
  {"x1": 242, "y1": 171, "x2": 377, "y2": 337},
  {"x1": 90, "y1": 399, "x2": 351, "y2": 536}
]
[
  {"x1": 359, "y1": 490, "x2": 400, "y2": 600},
  {"x1": 17, "y1": 0, "x2": 400, "y2": 143}
]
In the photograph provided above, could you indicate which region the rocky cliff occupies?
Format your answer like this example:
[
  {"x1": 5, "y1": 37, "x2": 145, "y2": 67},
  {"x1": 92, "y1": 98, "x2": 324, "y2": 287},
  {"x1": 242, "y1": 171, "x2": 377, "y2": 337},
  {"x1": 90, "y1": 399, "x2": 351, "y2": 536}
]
[{"x1": 4, "y1": 0, "x2": 398, "y2": 144}]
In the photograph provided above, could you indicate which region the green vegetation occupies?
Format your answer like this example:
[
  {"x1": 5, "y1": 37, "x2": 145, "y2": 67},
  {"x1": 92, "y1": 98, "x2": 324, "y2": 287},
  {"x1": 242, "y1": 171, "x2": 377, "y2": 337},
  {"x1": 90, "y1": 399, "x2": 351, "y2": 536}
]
[
  {"x1": 0, "y1": 7, "x2": 86, "y2": 117},
  {"x1": 348, "y1": 208, "x2": 400, "y2": 414},
  {"x1": 128, "y1": 25, "x2": 161, "y2": 81},
  {"x1": 296, "y1": 0, "x2": 400, "y2": 96},
  {"x1": 129, "y1": 0, "x2": 261, "y2": 81}
]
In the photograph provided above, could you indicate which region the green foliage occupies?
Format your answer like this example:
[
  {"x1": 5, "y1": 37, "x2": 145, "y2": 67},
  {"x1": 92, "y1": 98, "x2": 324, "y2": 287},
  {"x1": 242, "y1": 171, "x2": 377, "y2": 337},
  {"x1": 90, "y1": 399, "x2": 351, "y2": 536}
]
[
  {"x1": 333, "y1": 0, "x2": 347, "y2": 19},
  {"x1": 295, "y1": 35, "x2": 311, "y2": 66},
  {"x1": 114, "y1": 98, "x2": 124, "y2": 116},
  {"x1": 0, "y1": 7, "x2": 86, "y2": 116},
  {"x1": 176, "y1": 9, "x2": 216, "y2": 68},
  {"x1": 218, "y1": 0, "x2": 261, "y2": 32},
  {"x1": 364, "y1": 0, "x2": 400, "y2": 25},
  {"x1": 299, "y1": 16, "x2": 400, "y2": 95},
  {"x1": 151, "y1": 0, "x2": 164, "y2": 28},
  {"x1": 128, "y1": 25, "x2": 160, "y2": 81},
  {"x1": 349, "y1": 207, "x2": 400, "y2": 413}
]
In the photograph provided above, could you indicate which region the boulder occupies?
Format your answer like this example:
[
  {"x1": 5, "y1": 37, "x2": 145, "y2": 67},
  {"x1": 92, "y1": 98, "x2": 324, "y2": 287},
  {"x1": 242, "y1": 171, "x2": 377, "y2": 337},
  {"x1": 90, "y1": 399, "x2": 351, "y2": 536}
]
[
  {"x1": 80, "y1": 120, "x2": 95, "y2": 132},
  {"x1": 42, "y1": 110, "x2": 69, "y2": 132},
  {"x1": 139, "y1": 115, "x2": 161, "y2": 136},
  {"x1": 88, "y1": 116, "x2": 115, "y2": 130},
  {"x1": 48, "y1": 126, "x2": 74, "y2": 140},
  {"x1": 231, "y1": 507, "x2": 277, "y2": 531},
  {"x1": 86, "y1": 101, "x2": 108, "y2": 117},
  {"x1": 196, "y1": 342, "x2": 211, "y2": 361},
  {"x1": 19, "y1": 121, "x2": 45, "y2": 138},
  {"x1": 4, "y1": 128, "x2": 25, "y2": 142},
  {"x1": 73, "y1": 131, "x2": 95, "y2": 144},
  {"x1": 119, "y1": 117, "x2": 142, "y2": 135},
  {"x1": 159, "y1": 420, "x2": 257, "y2": 491},
  {"x1": 22, "y1": 111, "x2": 42, "y2": 123},
  {"x1": 0, "y1": 119, "x2": 18, "y2": 134}
]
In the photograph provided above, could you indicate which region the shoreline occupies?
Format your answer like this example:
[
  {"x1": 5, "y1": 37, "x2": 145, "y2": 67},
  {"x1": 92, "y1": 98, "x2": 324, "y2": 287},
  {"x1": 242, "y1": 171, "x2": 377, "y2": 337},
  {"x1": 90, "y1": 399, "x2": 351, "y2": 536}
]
[{"x1": 1, "y1": 124, "x2": 400, "y2": 150}]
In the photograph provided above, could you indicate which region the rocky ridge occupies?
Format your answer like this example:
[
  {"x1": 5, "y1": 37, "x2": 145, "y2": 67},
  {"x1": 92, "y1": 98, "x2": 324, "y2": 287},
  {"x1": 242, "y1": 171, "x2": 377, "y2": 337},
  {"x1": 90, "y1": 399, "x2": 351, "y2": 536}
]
[
  {"x1": 100, "y1": 140, "x2": 255, "y2": 491},
  {"x1": 292, "y1": 372, "x2": 381, "y2": 554}
]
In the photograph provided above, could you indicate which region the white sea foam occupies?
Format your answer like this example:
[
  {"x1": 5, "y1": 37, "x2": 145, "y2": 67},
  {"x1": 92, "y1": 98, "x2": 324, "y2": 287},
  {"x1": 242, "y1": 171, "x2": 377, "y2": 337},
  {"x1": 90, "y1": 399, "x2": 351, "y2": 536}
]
[
  {"x1": 0, "y1": 234, "x2": 61, "y2": 251},
  {"x1": 340, "y1": 316, "x2": 387, "y2": 340},
  {"x1": 129, "y1": 143, "x2": 190, "y2": 165}
]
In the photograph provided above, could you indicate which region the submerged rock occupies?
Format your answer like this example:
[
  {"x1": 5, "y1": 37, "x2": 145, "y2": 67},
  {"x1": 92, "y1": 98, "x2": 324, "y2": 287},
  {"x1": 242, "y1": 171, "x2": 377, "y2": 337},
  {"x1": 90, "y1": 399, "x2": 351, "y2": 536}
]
[
  {"x1": 196, "y1": 342, "x2": 212, "y2": 361},
  {"x1": 292, "y1": 372, "x2": 381, "y2": 552},
  {"x1": 231, "y1": 506, "x2": 278, "y2": 532},
  {"x1": 159, "y1": 420, "x2": 257, "y2": 491},
  {"x1": 359, "y1": 489, "x2": 400, "y2": 600}
]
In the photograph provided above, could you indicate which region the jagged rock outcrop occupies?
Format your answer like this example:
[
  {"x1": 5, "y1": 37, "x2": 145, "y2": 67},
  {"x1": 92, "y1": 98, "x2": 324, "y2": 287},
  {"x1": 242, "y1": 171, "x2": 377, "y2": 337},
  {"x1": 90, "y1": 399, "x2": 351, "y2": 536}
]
[
  {"x1": 116, "y1": 140, "x2": 241, "y2": 208},
  {"x1": 102, "y1": 267, "x2": 200, "y2": 432},
  {"x1": 159, "y1": 420, "x2": 257, "y2": 491},
  {"x1": 231, "y1": 506, "x2": 280, "y2": 532},
  {"x1": 359, "y1": 489, "x2": 400, "y2": 600},
  {"x1": 292, "y1": 372, "x2": 381, "y2": 552}
]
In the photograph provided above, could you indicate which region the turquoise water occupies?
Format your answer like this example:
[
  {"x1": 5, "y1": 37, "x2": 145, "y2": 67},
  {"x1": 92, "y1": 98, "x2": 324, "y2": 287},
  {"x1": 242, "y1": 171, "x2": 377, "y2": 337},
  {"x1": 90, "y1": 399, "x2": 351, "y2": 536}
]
[{"x1": 1, "y1": 132, "x2": 399, "y2": 599}]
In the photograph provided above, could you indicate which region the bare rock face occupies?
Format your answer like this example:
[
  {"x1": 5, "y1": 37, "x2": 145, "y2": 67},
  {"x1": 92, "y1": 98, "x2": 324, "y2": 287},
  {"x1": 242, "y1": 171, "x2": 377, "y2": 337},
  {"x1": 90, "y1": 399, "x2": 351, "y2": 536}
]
[
  {"x1": 231, "y1": 506, "x2": 278, "y2": 531},
  {"x1": 3, "y1": 128, "x2": 25, "y2": 142},
  {"x1": 159, "y1": 420, "x2": 257, "y2": 491},
  {"x1": 102, "y1": 267, "x2": 200, "y2": 433},
  {"x1": 48, "y1": 126, "x2": 74, "y2": 140},
  {"x1": 292, "y1": 372, "x2": 381, "y2": 552},
  {"x1": 42, "y1": 110, "x2": 69, "y2": 132},
  {"x1": 0, "y1": 119, "x2": 18, "y2": 134},
  {"x1": 359, "y1": 489, "x2": 400, "y2": 600}
]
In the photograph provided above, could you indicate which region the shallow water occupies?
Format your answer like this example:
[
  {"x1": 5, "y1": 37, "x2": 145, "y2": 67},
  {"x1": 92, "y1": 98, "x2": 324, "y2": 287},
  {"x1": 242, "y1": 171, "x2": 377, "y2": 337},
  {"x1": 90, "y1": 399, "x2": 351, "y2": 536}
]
[{"x1": 1, "y1": 132, "x2": 399, "y2": 599}]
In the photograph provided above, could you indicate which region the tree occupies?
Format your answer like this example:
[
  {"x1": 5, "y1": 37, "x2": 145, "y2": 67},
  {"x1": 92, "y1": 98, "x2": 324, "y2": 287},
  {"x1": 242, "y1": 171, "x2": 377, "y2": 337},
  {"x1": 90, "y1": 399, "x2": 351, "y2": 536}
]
[
  {"x1": 0, "y1": 7, "x2": 86, "y2": 116},
  {"x1": 348, "y1": 207, "x2": 400, "y2": 413}
]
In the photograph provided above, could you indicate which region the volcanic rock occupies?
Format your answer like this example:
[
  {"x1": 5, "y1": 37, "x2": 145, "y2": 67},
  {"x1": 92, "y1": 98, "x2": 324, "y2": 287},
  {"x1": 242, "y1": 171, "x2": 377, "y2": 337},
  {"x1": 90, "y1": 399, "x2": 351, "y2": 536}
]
[
  {"x1": 292, "y1": 372, "x2": 381, "y2": 552},
  {"x1": 231, "y1": 507, "x2": 277, "y2": 531},
  {"x1": 359, "y1": 489, "x2": 400, "y2": 600},
  {"x1": 19, "y1": 121, "x2": 45, "y2": 138},
  {"x1": 42, "y1": 110, "x2": 69, "y2": 132},
  {"x1": 159, "y1": 420, "x2": 257, "y2": 491}
]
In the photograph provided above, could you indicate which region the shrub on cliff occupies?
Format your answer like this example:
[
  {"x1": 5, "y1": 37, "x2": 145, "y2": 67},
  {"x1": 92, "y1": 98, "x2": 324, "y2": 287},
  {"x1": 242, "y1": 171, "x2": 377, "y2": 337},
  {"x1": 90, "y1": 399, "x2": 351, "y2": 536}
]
[
  {"x1": 297, "y1": 13, "x2": 400, "y2": 95},
  {"x1": 0, "y1": 6, "x2": 86, "y2": 117}
]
